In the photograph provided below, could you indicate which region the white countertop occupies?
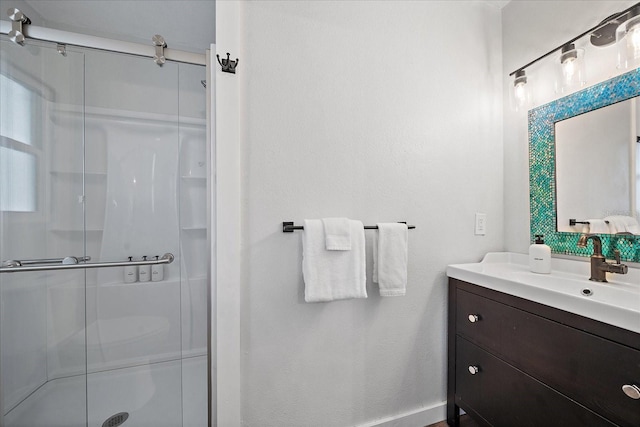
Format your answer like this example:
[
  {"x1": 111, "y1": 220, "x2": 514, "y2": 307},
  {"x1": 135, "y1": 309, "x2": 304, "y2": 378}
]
[{"x1": 447, "y1": 252, "x2": 640, "y2": 334}]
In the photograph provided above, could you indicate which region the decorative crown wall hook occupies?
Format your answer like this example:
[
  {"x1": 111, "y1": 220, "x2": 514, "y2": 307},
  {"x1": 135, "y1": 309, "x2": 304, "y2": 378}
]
[{"x1": 217, "y1": 52, "x2": 238, "y2": 74}]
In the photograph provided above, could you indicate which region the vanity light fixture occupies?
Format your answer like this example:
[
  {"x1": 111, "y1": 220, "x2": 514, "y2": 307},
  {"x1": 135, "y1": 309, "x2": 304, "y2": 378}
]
[
  {"x1": 559, "y1": 43, "x2": 586, "y2": 92},
  {"x1": 513, "y1": 69, "x2": 528, "y2": 110},
  {"x1": 616, "y1": 5, "x2": 640, "y2": 69},
  {"x1": 509, "y1": 2, "x2": 640, "y2": 105}
]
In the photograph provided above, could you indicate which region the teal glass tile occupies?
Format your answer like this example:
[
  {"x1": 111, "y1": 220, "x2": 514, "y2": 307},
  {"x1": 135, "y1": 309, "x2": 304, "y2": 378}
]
[{"x1": 528, "y1": 68, "x2": 640, "y2": 262}]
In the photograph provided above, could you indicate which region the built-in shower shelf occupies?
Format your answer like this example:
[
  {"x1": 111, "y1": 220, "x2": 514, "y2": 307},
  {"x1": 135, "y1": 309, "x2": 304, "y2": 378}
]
[{"x1": 181, "y1": 226, "x2": 206, "y2": 231}]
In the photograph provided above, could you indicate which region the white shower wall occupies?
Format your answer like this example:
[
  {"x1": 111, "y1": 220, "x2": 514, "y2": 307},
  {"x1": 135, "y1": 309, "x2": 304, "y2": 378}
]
[{"x1": 1, "y1": 41, "x2": 208, "y2": 427}]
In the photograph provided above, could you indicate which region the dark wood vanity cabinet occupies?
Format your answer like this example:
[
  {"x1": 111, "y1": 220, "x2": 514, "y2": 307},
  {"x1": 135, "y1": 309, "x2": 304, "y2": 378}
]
[{"x1": 447, "y1": 278, "x2": 640, "y2": 427}]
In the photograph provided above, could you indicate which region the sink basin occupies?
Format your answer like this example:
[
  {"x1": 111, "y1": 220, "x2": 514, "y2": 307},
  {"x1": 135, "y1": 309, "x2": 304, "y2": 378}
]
[{"x1": 447, "y1": 252, "x2": 640, "y2": 333}]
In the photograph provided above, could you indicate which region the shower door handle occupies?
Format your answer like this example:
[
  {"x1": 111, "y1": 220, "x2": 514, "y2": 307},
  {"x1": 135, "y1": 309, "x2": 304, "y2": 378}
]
[
  {"x1": 0, "y1": 253, "x2": 174, "y2": 273},
  {"x1": 1, "y1": 255, "x2": 91, "y2": 268}
]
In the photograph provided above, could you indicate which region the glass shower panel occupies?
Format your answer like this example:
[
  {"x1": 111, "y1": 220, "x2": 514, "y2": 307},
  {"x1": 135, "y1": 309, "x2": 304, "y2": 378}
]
[
  {"x1": 178, "y1": 63, "x2": 208, "y2": 427},
  {"x1": 83, "y1": 49, "x2": 184, "y2": 426},
  {"x1": 0, "y1": 39, "x2": 86, "y2": 426}
]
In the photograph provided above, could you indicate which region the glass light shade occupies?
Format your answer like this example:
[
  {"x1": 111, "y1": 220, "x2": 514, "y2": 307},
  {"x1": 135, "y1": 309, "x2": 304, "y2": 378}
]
[
  {"x1": 512, "y1": 70, "x2": 530, "y2": 111},
  {"x1": 557, "y1": 45, "x2": 586, "y2": 93},
  {"x1": 616, "y1": 14, "x2": 640, "y2": 69}
]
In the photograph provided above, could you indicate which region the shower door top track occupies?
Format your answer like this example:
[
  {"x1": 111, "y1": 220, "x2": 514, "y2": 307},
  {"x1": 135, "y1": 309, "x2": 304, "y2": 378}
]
[{"x1": 0, "y1": 20, "x2": 205, "y2": 65}]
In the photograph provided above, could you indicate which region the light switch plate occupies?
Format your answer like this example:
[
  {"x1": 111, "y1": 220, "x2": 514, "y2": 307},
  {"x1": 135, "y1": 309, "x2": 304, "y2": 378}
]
[{"x1": 475, "y1": 213, "x2": 486, "y2": 235}]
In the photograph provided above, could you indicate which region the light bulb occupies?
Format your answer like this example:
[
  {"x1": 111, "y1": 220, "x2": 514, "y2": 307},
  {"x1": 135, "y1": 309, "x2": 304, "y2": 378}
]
[
  {"x1": 514, "y1": 82, "x2": 526, "y2": 104},
  {"x1": 562, "y1": 59, "x2": 576, "y2": 83},
  {"x1": 562, "y1": 57, "x2": 576, "y2": 83},
  {"x1": 558, "y1": 43, "x2": 585, "y2": 92}
]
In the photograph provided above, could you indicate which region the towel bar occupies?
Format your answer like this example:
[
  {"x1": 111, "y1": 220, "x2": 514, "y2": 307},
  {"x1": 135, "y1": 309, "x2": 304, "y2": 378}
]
[{"x1": 283, "y1": 221, "x2": 416, "y2": 233}]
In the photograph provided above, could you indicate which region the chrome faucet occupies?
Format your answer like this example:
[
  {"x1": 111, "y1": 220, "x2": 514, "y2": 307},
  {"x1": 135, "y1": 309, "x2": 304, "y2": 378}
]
[{"x1": 577, "y1": 234, "x2": 628, "y2": 282}]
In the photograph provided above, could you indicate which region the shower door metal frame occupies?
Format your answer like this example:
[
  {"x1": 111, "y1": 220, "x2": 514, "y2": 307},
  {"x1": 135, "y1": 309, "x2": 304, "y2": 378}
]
[{"x1": 0, "y1": 21, "x2": 205, "y2": 66}]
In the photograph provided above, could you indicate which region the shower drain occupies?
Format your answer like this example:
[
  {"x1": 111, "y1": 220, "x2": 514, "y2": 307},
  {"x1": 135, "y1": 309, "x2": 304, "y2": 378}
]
[{"x1": 102, "y1": 412, "x2": 129, "y2": 427}]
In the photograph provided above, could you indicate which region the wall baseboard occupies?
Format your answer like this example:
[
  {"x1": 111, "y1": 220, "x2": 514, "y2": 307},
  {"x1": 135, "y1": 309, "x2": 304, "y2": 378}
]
[{"x1": 357, "y1": 402, "x2": 446, "y2": 427}]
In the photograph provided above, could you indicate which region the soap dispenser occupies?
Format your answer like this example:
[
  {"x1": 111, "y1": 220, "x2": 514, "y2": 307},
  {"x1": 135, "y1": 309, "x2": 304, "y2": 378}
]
[
  {"x1": 124, "y1": 256, "x2": 138, "y2": 283},
  {"x1": 151, "y1": 255, "x2": 164, "y2": 282},
  {"x1": 139, "y1": 256, "x2": 151, "y2": 282},
  {"x1": 529, "y1": 234, "x2": 551, "y2": 274}
]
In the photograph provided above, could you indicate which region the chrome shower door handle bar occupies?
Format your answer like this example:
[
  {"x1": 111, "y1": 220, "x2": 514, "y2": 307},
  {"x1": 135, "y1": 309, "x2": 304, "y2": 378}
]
[
  {"x1": 0, "y1": 253, "x2": 174, "y2": 273},
  {"x1": 2, "y1": 256, "x2": 92, "y2": 267}
]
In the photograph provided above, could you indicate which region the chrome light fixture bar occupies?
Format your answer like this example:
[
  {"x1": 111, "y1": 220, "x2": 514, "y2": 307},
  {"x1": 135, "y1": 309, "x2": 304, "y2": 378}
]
[{"x1": 509, "y1": 2, "x2": 640, "y2": 78}]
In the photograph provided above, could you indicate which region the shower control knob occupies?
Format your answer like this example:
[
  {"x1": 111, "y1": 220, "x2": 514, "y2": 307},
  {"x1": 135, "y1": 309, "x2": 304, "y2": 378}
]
[
  {"x1": 468, "y1": 314, "x2": 480, "y2": 323},
  {"x1": 468, "y1": 365, "x2": 479, "y2": 375},
  {"x1": 622, "y1": 384, "x2": 640, "y2": 399}
]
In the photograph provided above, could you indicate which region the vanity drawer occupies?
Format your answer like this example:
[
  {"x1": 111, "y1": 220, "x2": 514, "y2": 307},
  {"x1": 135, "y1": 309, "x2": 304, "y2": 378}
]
[
  {"x1": 456, "y1": 288, "x2": 512, "y2": 353},
  {"x1": 456, "y1": 288, "x2": 640, "y2": 427},
  {"x1": 455, "y1": 337, "x2": 615, "y2": 427}
]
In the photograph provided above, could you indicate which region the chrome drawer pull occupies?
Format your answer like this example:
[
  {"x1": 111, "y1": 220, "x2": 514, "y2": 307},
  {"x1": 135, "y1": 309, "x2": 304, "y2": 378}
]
[
  {"x1": 622, "y1": 384, "x2": 640, "y2": 399},
  {"x1": 468, "y1": 365, "x2": 479, "y2": 375},
  {"x1": 468, "y1": 314, "x2": 480, "y2": 323}
]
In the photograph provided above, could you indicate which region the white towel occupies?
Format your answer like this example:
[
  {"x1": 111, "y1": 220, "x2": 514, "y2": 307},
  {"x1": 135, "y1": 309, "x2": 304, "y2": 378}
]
[
  {"x1": 302, "y1": 219, "x2": 367, "y2": 302},
  {"x1": 604, "y1": 215, "x2": 640, "y2": 234},
  {"x1": 373, "y1": 223, "x2": 408, "y2": 297},
  {"x1": 322, "y1": 217, "x2": 351, "y2": 250},
  {"x1": 587, "y1": 219, "x2": 611, "y2": 234}
]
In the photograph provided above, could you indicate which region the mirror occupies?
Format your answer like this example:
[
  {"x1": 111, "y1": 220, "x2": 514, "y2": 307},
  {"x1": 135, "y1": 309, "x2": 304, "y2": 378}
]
[
  {"x1": 555, "y1": 97, "x2": 640, "y2": 233},
  {"x1": 528, "y1": 68, "x2": 640, "y2": 262}
]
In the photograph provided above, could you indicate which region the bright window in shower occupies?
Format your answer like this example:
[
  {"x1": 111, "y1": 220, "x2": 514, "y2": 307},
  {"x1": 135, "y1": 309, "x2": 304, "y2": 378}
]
[
  {"x1": 0, "y1": 74, "x2": 38, "y2": 212},
  {"x1": 0, "y1": 146, "x2": 37, "y2": 212},
  {"x1": 0, "y1": 74, "x2": 35, "y2": 146}
]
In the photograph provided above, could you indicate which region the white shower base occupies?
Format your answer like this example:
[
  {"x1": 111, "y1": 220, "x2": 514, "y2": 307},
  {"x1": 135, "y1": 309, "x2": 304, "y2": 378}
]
[{"x1": 4, "y1": 355, "x2": 207, "y2": 427}]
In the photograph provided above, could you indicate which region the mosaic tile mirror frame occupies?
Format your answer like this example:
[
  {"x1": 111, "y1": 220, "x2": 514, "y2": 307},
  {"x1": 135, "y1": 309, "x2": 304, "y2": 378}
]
[{"x1": 529, "y1": 68, "x2": 640, "y2": 262}]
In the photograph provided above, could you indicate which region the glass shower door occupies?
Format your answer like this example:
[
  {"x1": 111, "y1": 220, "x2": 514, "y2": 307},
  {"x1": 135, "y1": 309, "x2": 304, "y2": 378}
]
[
  {"x1": 1, "y1": 38, "x2": 208, "y2": 427},
  {"x1": 83, "y1": 49, "x2": 184, "y2": 427},
  {"x1": 0, "y1": 38, "x2": 87, "y2": 426}
]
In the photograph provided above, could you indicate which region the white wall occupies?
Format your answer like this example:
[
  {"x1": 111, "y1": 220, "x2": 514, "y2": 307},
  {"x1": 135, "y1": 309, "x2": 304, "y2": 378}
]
[
  {"x1": 502, "y1": 0, "x2": 637, "y2": 253},
  {"x1": 216, "y1": 1, "x2": 504, "y2": 426}
]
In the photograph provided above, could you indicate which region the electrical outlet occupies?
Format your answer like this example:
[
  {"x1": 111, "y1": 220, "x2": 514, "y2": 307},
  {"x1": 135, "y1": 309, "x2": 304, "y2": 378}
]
[{"x1": 475, "y1": 213, "x2": 487, "y2": 235}]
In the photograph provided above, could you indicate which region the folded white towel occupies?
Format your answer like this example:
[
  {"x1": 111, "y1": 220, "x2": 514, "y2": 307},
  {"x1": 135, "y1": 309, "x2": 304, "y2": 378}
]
[
  {"x1": 302, "y1": 219, "x2": 367, "y2": 302},
  {"x1": 322, "y1": 217, "x2": 351, "y2": 250},
  {"x1": 604, "y1": 215, "x2": 640, "y2": 234},
  {"x1": 373, "y1": 223, "x2": 408, "y2": 297},
  {"x1": 587, "y1": 219, "x2": 611, "y2": 234}
]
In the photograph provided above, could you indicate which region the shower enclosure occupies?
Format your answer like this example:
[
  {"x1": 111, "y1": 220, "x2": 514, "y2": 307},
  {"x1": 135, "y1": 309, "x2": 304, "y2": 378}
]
[{"x1": 0, "y1": 33, "x2": 210, "y2": 426}]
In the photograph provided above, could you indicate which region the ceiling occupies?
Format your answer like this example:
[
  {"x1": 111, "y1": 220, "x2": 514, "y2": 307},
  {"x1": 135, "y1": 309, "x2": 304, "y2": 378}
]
[{"x1": 18, "y1": 0, "x2": 215, "y2": 54}]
